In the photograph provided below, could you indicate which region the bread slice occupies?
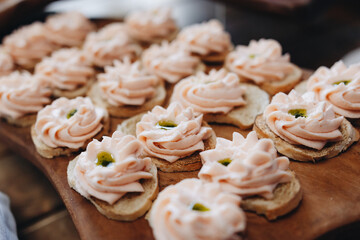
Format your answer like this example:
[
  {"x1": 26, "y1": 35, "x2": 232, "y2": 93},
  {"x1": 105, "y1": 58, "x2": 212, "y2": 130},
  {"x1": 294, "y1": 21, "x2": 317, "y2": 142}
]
[
  {"x1": 118, "y1": 113, "x2": 217, "y2": 172},
  {"x1": 253, "y1": 114, "x2": 359, "y2": 162},
  {"x1": 203, "y1": 83, "x2": 269, "y2": 129},
  {"x1": 88, "y1": 82, "x2": 166, "y2": 118},
  {"x1": 241, "y1": 171, "x2": 302, "y2": 221},
  {"x1": 67, "y1": 156, "x2": 159, "y2": 221},
  {"x1": 53, "y1": 79, "x2": 95, "y2": 99},
  {"x1": 2, "y1": 113, "x2": 37, "y2": 127},
  {"x1": 31, "y1": 115, "x2": 110, "y2": 158}
]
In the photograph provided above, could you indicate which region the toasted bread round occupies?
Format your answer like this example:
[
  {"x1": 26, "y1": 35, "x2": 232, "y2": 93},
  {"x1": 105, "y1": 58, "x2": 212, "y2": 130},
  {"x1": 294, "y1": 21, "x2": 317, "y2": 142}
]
[
  {"x1": 117, "y1": 113, "x2": 217, "y2": 172},
  {"x1": 67, "y1": 156, "x2": 159, "y2": 221},
  {"x1": 2, "y1": 113, "x2": 37, "y2": 127},
  {"x1": 53, "y1": 79, "x2": 95, "y2": 99},
  {"x1": 253, "y1": 114, "x2": 359, "y2": 162},
  {"x1": 241, "y1": 171, "x2": 302, "y2": 221},
  {"x1": 88, "y1": 82, "x2": 166, "y2": 118}
]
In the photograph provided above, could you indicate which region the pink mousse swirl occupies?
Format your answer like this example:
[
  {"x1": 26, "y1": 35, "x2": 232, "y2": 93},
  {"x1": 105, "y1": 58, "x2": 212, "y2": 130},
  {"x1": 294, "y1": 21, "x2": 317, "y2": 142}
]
[
  {"x1": 264, "y1": 90, "x2": 343, "y2": 150},
  {"x1": 176, "y1": 19, "x2": 232, "y2": 56},
  {"x1": 307, "y1": 61, "x2": 360, "y2": 118},
  {"x1": 149, "y1": 178, "x2": 246, "y2": 240},
  {"x1": 136, "y1": 102, "x2": 212, "y2": 162},
  {"x1": 0, "y1": 71, "x2": 51, "y2": 119},
  {"x1": 0, "y1": 48, "x2": 14, "y2": 76},
  {"x1": 83, "y1": 23, "x2": 142, "y2": 67},
  {"x1": 73, "y1": 131, "x2": 153, "y2": 205},
  {"x1": 35, "y1": 48, "x2": 95, "y2": 90},
  {"x1": 199, "y1": 131, "x2": 292, "y2": 199},
  {"x1": 225, "y1": 39, "x2": 297, "y2": 84},
  {"x1": 3, "y1": 22, "x2": 58, "y2": 68},
  {"x1": 98, "y1": 58, "x2": 159, "y2": 106},
  {"x1": 45, "y1": 11, "x2": 95, "y2": 47},
  {"x1": 171, "y1": 69, "x2": 246, "y2": 114},
  {"x1": 35, "y1": 97, "x2": 107, "y2": 149},
  {"x1": 125, "y1": 7, "x2": 177, "y2": 42}
]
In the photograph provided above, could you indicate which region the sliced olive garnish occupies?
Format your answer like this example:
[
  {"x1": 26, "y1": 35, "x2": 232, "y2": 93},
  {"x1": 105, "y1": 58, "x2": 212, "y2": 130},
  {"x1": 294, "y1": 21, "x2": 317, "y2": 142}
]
[
  {"x1": 288, "y1": 109, "x2": 307, "y2": 118},
  {"x1": 249, "y1": 54, "x2": 256, "y2": 59},
  {"x1": 96, "y1": 151, "x2": 115, "y2": 167},
  {"x1": 191, "y1": 203, "x2": 210, "y2": 212},
  {"x1": 333, "y1": 80, "x2": 351, "y2": 85},
  {"x1": 218, "y1": 158, "x2": 232, "y2": 166},
  {"x1": 67, "y1": 109, "x2": 77, "y2": 119},
  {"x1": 156, "y1": 120, "x2": 177, "y2": 130}
]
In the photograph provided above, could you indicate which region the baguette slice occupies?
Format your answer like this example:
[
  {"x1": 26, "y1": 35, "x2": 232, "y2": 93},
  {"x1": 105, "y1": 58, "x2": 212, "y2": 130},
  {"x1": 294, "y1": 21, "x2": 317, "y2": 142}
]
[
  {"x1": 53, "y1": 79, "x2": 95, "y2": 99},
  {"x1": 67, "y1": 156, "x2": 159, "y2": 221},
  {"x1": 241, "y1": 171, "x2": 302, "y2": 221},
  {"x1": 253, "y1": 114, "x2": 359, "y2": 162},
  {"x1": 31, "y1": 116, "x2": 110, "y2": 159},
  {"x1": 203, "y1": 83, "x2": 269, "y2": 129},
  {"x1": 118, "y1": 113, "x2": 217, "y2": 172},
  {"x1": 88, "y1": 82, "x2": 166, "y2": 118},
  {"x1": 3, "y1": 113, "x2": 37, "y2": 127}
]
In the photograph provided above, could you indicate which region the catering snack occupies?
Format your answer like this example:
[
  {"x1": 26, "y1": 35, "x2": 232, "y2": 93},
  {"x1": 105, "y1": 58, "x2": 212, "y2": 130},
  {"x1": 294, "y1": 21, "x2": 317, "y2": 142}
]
[
  {"x1": 0, "y1": 71, "x2": 51, "y2": 127},
  {"x1": 199, "y1": 131, "x2": 302, "y2": 220},
  {"x1": 31, "y1": 97, "x2": 109, "y2": 158},
  {"x1": 35, "y1": 48, "x2": 95, "y2": 98},
  {"x1": 171, "y1": 68, "x2": 269, "y2": 129},
  {"x1": 225, "y1": 39, "x2": 302, "y2": 95},
  {"x1": 118, "y1": 102, "x2": 216, "y2": 172},
  {"x1": 88, "y1": 58, "x2": 166, "y2": 118},
  {"x1": 149, "y1": 178, "x2": 246, "y2": 240},
  {"x1": 0, "y1": 48, "x2": 14, "y2": 76},
  {"x1": 254, "y1": 90, "x2": 359, "y2": 162},
  {"x1": 67, "y1": 131, "x2": 158, "y2": 221}
]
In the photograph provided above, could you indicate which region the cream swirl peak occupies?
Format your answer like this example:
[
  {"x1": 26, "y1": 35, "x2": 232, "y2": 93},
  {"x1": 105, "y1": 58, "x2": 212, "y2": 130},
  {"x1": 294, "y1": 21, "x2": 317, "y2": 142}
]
[
  {"x1": 35, "y1": 48, "x2": 94, "y2": 90},
  {"x1": 307, "y1": 61, "x2": 360, "y2": 118},
  {"x1": 0, "y1": 48, "x2": 14, "y2": 76},
  {"x1": 142, "y1": 41, "x2": 201, "y2": 83},
  {"x1": 0, "y1": 71, "x2": 51, "y2": 119},
  {"x1": 177, "y1": 19, "x2": 232, "y2": 56},
  {"x1": 199, "y1": 131, "x2": 292, "y2": 199},
  {"x1": 83, "y1": 23, "x2": 142, "y2": 67},
  {"x1": 171, "y1": 68, "x2": 246, "y2": 114},
  {"x1": 149, "y1": 178, "x2": 246, "y2": 240},
  {"x1": 35, "y1": 97, "x2": 107, "y2": 149},
  {"x1": 98, "y1": 58, "x2": 159, "y2": 106},
  {"x1": 264, "y1": 90, "x2": 343, "y2": 150},
  {"x1": 125, "y1": 7, "x2": 177, "y2": 42},
  {"x1": 225, "y1": 39, "x2": 297, "y2": 84},
  {"x1": 45, "y1": 11, "x2": 95, "y2": 47},
  {"x1": 73, "y1": 131, "x2": 153, "y2": 205},
  {"x1": 136, "y1": 102, "x2": 212, "y2": 162}
]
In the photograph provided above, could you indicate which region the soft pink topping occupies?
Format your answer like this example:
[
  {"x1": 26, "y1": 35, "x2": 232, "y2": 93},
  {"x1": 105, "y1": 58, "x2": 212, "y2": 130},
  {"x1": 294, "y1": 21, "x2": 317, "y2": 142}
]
[
  {"x1": 142, "y1": 41, "x2": 201, "y2": 83},
  {"x1": 35, "y1": 97, "x2": 107, "y2": 149},
  {"x1": 35, "y1": 48, "x2": 95, "y2": 90},
  {"x1": 125, "y1": 7, "x2": 177, "y2": 42},
  {"x1": 199, "y1": 131, "x2": 292, "y2": 199},
  {"x1": 136, "y1": 102, "x2": 212, "y2": 162},
  {"x1": 307, "y1": 61, "x2": 360, "y2": 118},
  {"x1": 83, "y1": 23, "x2": 142, "y2": 67},
  {"x1": 45, "y1": 11, "x2": 95, "y2": 47},
  {"x1": 3, "y1": 22, "x2": 58, "y2": 68},
  {"x1": 73, "y1": 131, "x2": 153, "y2": 205},
  {"x1": 264, "y1": 90, "x2": 343, "y2": 150},
  {"x1": 225, "y1": 39, "x2": 296, "y2": 84},
  {"x1": 149, "y1": 178, "x2": 246, "y2": 240},
  {"x1": 0, "y1": 48, "x2": 14, "y2": 76},
  {"x1": 171, "y1": 69, "x2": 246, "y2": 114},
  {"x1": 98, "y1": 58, "x2": 159, "y2": 106},
  {"x1": 0, "y1": 71, "x2": 51, "y2": 119},
  {"x1": 177, "y1": 19, "x2": 231, "y2": 56}
]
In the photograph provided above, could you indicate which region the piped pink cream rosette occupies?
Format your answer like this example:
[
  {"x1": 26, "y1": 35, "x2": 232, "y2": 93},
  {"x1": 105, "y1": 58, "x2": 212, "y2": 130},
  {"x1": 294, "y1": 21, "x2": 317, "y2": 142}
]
[
  {"x1": 199, "y1": 131, "x2": 292, "y2": 199},
  {"x1": 72, "y1": 131, "x2": 153, "y2": 204},
  {"x1": 34, "y1": 97, "x2": 107, "y2": 149},
  {"x1": 136, "y1": 102, "x2": 212, "y2": 162},
  {"x1": 125, "y1": 7, "x2": 177, "y2": 43},
  {"x1": 0, "y1": 71, "x2": 51, "y2": 120},
  {"x1": 142, "y1": 41, "x2": 201, "y2": 84},
  {"x1": 149, "y1": 178, "x2": 246, "y2": 240},
  {"x1": 307, "y1": 61, "x2": 360, "y2": 119},
  {"x1": 98, "y1": 58, "x2": 159, "y2": 106},
  {"x1": 0, "y1": 48, "x2": 14, "y2": 76},
  {"x1": 83, "y1": 23, "x2": 142, "y2": 67},
  {"x1": 264, "y1": 90, "x2": 343, "y2": 150},
  {"x1": 35, "y1": 48, "x2": 95, "y2": 91},
  {"x1": 171, "y1": 68, "x2": 246, "y2": 114},
  {"x1": 225, "y1": 39, "x2": 297, "y2": 84},
  {"x1": 45, "y1": 11, "x2": 95, "y2": 47}
]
